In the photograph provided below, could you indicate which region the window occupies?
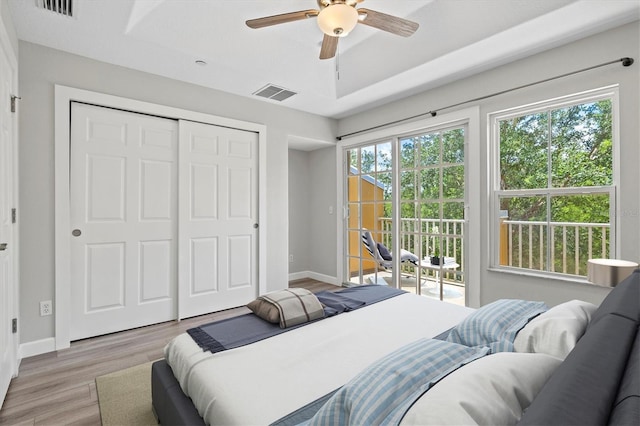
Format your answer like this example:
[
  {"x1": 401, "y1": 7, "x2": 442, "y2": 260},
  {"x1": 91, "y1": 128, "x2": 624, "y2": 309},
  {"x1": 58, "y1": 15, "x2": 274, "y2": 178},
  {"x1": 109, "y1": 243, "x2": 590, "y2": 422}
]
[{"x1": 491, "y1": 88, "x2": 616, "y2": 277}]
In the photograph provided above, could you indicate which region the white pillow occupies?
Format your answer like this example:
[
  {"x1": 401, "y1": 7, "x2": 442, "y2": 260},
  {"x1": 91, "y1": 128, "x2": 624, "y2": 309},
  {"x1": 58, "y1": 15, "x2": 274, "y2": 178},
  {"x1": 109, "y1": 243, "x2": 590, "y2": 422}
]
[
  {"x1": 513, "y1": 299, "x2": 597, "y2": 359},
  {"x1": 400, "y1": 352, "x2": 561, "y2": 426}
]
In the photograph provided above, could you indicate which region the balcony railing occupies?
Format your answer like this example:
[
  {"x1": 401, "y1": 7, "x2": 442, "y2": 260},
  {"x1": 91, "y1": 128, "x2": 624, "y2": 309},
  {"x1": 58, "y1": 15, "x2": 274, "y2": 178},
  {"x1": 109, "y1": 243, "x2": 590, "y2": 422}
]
[
  {"x1": 378, "y1": 217, "x2": 465, "y2": 284},
  {"x1": 375, "y1": 217, "x2": 610, "y2": 279},
  {"x1": 501, "y1": 219, "x2": 609, "y2": 276}
]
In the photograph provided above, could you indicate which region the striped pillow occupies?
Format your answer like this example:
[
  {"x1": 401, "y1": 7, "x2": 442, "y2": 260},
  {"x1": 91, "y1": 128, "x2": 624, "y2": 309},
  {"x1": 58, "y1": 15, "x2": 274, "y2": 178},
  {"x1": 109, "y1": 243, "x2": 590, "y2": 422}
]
[
  {"x1": 309, "y1": 339, "x2": 489, "y2": 426},
  {"x1": 446, "y1": 299, "x2": 548, "y2": 353}
]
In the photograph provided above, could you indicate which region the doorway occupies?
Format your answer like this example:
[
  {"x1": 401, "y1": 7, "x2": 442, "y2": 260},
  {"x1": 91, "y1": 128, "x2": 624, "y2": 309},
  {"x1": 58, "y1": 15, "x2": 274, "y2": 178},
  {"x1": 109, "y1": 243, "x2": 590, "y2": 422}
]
[{"x1": 343, "y1": 122, "x2": 471, "y2": 305}]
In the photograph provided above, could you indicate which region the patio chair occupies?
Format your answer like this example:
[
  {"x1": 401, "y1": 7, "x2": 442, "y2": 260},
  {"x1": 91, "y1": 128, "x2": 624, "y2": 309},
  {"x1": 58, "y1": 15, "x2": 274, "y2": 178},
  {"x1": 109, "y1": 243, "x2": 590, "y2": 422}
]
[{"x1": 361, "y1": 229, "x2": 419, "y2": 270}]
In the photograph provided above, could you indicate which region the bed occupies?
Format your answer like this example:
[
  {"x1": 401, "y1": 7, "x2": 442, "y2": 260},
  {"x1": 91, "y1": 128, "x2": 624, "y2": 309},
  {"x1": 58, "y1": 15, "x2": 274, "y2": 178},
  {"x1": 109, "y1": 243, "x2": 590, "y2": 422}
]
[{"x1": 152, "y1": 271, "x2": 640, "y2": 425}]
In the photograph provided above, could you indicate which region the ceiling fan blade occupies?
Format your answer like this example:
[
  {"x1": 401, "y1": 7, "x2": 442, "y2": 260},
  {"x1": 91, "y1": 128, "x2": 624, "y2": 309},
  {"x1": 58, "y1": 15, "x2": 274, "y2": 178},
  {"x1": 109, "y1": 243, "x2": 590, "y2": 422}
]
[
  {"x1": 319, "y1": 34, "x2": 339, "y2": 60},
  {"x1": 357, "y1": 8, "x2": 419, "y2": 37},
  {"x1": 246, "y1": 10, "x2": 319, "y2": 29}
]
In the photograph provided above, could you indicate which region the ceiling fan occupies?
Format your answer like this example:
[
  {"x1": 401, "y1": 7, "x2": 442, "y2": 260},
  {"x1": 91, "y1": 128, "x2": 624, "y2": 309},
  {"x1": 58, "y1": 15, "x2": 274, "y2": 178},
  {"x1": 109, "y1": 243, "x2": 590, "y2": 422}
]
[{"x1": 246, "y1": 0, "x2": 419, "y2": 60}]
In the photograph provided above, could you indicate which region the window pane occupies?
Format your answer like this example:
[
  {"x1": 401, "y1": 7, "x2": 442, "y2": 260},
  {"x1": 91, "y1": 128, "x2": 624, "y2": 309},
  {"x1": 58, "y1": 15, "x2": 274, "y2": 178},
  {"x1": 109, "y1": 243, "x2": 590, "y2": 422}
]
[
  {"x1": 499, "y1": 112, "x2": 549, "y2": 189},
  {"x1": 400, "y1": 138, "x2": 417, "y2": 169},
  {"x1": 551, "y1": 100, "x2": 613, "y2": 187},
  {"x1": 499, "y1": 196, "x2": 548, "y2": 271},
  {"x1": 419, "y1": 133, "x2": 440, "y2": 167},
  {"x1": 347, "y1": 203, "x2": 360, "y2": 228},
  {"x1": 361, "y1": 145, "x2": 375, "y2": 174},
  {"x1": 443, "y1": 165, "x2": 464, "y2": 199},
  {"x1": 400, "y1": 170, "x2": 417, "y2": 201},
  {"x1": 348, "y1": 149, "x2": 358, "y2": 173},
  {"x1": 376, "y1": 172, "x2": 391, "y2": 202},
  {"x1": 442, "y1": 128, "x2": 464, "y2": 164},
  {"x1": 347, "y1": 174, "x2": 360, "y2": 201},
  {"x1": 420, "y1": 202, "x2": 440, "y2": 223},
  {"x1": 550, "y1": 194, "x2": 610, "y2": 275},
  {"x1": 420, "y1": 168, "x2": 439, "y2": 200},
  {"x1": 443, "y1": 202, "x2": 464, "y2": 221},
  {"x1": 376, "y1": 142, "x2": 392, "y2": 172}
]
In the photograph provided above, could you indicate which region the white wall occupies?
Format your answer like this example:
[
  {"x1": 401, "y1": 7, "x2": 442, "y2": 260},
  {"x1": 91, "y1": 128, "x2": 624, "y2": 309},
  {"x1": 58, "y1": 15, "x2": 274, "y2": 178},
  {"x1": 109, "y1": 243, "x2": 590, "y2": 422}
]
[
  {"x1": 0, "y1": 1, "x2": 17, "y2": 55},
  {"x1": 288, "y1": 146, "x2": 338, "y2": 283},
  {"x1": 288, "y1": 149, "x2": 311, "y2": 275},
  {"x1": 336, "y1": 22, "x2": 640, "y2": 307},
  {"x1": 18, "y1": 41, "x2": 337, "y2": 344},
  {"x1": 308, "y1": 146, "x2": 338, "y2": 281}
]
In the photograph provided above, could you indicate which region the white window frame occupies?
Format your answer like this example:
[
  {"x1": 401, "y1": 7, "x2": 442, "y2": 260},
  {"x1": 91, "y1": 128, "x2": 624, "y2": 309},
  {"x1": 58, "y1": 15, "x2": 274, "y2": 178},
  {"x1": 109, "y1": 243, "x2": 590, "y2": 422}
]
[{"x1": 488, "y1": 85, "x2": 620, "y2": 279}]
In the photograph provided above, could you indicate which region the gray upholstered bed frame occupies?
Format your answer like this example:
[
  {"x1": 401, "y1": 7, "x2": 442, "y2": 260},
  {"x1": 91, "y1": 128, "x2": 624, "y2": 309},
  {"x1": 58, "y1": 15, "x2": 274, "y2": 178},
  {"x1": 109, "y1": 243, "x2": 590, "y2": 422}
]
[{"x1": 151, "y1": 270, "x2": 640, "y2": 425}]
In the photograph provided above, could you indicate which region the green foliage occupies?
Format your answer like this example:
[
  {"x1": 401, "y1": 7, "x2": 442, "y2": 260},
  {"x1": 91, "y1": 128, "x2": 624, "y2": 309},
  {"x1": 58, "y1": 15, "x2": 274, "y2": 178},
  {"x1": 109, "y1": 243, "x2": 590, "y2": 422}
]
[{"x1": 499, "y1": 100, "x2": 612, "y2": 224}]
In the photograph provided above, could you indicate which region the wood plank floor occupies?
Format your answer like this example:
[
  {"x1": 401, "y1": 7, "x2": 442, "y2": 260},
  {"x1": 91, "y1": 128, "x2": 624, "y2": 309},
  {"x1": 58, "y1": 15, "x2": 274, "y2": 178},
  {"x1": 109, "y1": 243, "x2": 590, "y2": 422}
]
[{"x1": 0, "y1": 279, "x2": 340, "y2": 425}]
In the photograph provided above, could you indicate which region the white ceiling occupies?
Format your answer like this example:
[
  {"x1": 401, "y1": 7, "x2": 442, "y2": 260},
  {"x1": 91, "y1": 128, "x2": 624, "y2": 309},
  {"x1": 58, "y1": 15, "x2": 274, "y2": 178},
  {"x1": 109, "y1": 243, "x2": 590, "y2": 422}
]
[{"x1": 8, "y1": 0, "x2": 640, "y2": 119}]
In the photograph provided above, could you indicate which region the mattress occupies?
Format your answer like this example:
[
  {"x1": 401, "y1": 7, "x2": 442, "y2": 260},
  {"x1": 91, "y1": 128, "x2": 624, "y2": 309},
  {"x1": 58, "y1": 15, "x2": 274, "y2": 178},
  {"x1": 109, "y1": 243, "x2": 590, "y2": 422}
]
[{"x1": 164, "y1": 292, "x2": 474, "y2": 425}]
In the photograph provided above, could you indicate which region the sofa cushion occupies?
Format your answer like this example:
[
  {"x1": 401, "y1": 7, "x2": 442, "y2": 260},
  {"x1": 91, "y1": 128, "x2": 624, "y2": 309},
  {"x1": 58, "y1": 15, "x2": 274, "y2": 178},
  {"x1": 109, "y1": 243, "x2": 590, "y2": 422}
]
[
  {"x1": 609, "y1": 327, "x2": 640, "y2": 425},
  {"x1": 518, "y1": 314, "x2": 637, "y2": 425},
  {"x1": 589, "y1": 269, "x2": 639, "y2": 327}
]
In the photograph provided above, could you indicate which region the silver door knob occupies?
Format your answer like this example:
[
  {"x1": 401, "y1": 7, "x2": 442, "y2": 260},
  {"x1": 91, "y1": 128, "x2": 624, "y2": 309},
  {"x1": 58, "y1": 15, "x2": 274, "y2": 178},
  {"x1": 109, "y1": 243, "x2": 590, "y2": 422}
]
[
  {"x1": 72, "y1": 229, "x2": 82, "y2": 237},
  {"x1": 0, "y1": 243, "x2": 7, "y2": 251},
  {"x1": 253, "y1": 223, "x2": 259, "y2": 229}
]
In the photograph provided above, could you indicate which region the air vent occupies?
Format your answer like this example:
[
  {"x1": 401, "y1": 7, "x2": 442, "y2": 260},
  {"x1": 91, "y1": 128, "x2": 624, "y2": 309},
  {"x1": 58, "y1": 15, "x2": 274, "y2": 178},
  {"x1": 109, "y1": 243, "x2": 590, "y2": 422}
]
[
  {"x1": 38, "y1": 0, "x2": 74, "y2": 17},
  {"x1": 253, "y1": 84, "x2": 296, "y2": 102}
]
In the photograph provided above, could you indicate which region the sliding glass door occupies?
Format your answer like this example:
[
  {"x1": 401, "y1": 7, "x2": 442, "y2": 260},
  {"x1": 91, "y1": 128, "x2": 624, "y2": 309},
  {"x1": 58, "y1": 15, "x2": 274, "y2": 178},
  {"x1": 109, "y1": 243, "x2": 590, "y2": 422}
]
[
  {"x1": 344, "y1": 124, "x2": 467, "y2": 304},
  {"x1": 345, "y1": 141, "x2": 393, "y2": 286}
]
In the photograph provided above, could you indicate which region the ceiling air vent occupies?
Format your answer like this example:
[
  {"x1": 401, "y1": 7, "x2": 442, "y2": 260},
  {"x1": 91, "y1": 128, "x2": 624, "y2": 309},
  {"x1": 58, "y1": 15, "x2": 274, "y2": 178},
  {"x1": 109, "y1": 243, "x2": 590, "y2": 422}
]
[
  {"x1": 253, "y1": 84, "x2": 296, "y2": 102},
  {"x1": 38, "y1": 0, "x2": 74, "y2": 17}
]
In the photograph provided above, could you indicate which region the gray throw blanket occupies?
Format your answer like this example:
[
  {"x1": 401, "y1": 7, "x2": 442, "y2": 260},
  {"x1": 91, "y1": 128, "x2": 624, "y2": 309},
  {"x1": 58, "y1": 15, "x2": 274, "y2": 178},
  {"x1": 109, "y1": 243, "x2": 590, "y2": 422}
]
[{"x1": 260, "y1": 288, "x2": 325, "y2": 328}]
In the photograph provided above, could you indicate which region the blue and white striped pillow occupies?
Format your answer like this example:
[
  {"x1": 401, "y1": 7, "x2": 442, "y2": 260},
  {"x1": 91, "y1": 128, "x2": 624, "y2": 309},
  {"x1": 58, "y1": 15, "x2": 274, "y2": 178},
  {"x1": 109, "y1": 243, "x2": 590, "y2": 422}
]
[
  {"x1": 446, "y1": 299, "x2": 548, "y2": 352},
  {"x1": 308, "y1": 338, "x2": 489, "y2": 426}
]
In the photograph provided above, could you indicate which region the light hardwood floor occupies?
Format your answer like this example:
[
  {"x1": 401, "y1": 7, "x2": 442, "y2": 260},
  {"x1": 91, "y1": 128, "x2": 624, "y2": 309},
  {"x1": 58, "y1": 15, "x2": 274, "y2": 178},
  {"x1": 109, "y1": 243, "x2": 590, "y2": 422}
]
[{"x1": 0, "y1": 279, "x2": 340, "y2": 425}]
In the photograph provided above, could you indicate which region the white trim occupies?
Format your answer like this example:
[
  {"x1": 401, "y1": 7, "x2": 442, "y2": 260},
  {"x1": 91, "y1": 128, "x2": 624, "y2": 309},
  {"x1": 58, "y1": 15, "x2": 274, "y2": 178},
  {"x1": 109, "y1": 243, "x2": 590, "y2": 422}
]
[
  {"x1": 54, "y1": 85, "x2": 267, "y2": 350},
  {"x1": 0, "y1": 9, "x2": 19, "y2": 402},
  {"x1": 337, "y1": 107, "x2": 481, "y2": 308},
  {"x1": 19, "y1": 338, "x2": 56, "y2": 359},
  {"x1": 288, "y1": 271, "x2": 339, "y2": 285},
  {"x1": 487, "y1": 85, "x2": 619, "y2": 278}
]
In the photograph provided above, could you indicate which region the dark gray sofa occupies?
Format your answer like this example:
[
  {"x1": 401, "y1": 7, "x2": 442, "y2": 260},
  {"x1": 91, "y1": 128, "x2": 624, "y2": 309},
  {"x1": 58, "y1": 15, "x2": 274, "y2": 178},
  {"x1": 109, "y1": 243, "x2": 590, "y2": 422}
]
[{"x1": 518, "y1": 269, "x2": 640, "y2": 425}]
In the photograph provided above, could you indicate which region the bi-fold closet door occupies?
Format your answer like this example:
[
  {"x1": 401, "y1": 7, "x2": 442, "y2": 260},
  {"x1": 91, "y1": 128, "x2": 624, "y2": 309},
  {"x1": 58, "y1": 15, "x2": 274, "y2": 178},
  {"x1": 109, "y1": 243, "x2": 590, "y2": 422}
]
[{"x1": 69, "y1": 103, "x2": 258, "y2": 341}]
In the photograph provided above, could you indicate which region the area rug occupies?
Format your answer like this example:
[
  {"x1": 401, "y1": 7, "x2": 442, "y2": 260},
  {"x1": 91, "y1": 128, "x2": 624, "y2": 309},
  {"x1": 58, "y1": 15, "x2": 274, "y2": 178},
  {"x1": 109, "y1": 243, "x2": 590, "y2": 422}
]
[{"x1": 96, "y1": 362, "x2": 157, "y2": 426}]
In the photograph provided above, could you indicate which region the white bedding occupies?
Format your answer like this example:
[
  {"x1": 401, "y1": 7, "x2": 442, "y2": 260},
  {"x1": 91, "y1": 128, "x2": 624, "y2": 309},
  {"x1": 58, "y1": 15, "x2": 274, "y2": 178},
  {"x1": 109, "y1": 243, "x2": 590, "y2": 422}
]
[{"x1": 164, "y1": 292, "x2": 474, "y2": 425}]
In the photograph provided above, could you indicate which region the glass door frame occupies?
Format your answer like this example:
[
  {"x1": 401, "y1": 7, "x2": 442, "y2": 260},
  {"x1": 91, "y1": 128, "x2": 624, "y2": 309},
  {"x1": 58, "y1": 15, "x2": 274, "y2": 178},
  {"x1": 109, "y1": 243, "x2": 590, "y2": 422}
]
[{"x1": 336, "y1": 107, "x2": 481, "y2": 308}]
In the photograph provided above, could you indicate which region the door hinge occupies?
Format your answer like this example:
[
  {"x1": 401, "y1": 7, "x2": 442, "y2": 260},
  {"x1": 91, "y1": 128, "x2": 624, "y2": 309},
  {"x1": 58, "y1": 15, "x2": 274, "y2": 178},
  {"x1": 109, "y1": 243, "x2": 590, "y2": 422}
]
[
  {"x1": 11, "y1": 208, "x2": 16, "y2": 224},
  {"x1": 12, "y1": 318, "x2": 17, "y2": 334},
  {"x1": 10, "y1": 95, "x2": 21, "y2": 113}
]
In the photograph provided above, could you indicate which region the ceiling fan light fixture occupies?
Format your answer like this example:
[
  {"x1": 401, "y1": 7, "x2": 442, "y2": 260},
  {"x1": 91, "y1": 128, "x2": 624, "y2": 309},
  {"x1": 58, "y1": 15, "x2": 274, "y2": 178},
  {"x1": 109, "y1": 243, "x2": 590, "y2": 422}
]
[{"x1": 317, "y1": 3, "x2": 358, "y2": 37}]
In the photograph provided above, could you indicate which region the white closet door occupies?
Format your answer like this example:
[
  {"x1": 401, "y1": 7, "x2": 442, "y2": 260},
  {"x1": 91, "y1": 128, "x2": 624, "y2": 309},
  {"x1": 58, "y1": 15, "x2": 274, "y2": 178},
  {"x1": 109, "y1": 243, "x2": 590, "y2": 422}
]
[
  {"x1": 178, "y1": 120, "x2": 258, "y2": 319},
  {"x1": 69, "y1": 103, "x2": 178, "y2": 340},
  {"x1": 0, "y1": 30, "x2": 17, "y2": 408}
]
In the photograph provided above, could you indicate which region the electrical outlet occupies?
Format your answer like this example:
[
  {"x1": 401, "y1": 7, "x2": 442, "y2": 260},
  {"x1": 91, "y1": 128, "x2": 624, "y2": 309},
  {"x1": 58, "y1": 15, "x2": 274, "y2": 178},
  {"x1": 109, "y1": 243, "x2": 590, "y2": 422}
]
[
  {"x1": 289, "y1": 254, "x2": 294, "y2": 262},
  {"x1": 40, "y1": 300, "x2": 53, "y2": 316}
]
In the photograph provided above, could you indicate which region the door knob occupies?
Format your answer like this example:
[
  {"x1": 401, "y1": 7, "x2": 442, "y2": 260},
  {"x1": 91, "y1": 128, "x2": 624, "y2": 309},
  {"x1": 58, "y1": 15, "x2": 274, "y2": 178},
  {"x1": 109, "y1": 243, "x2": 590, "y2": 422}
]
[
  {"x1": 0, "y1": 243, "x2": 7, "y2": 251},
  {"x1": 72, "y1": 229, "x2": 82, "y2": 237}
]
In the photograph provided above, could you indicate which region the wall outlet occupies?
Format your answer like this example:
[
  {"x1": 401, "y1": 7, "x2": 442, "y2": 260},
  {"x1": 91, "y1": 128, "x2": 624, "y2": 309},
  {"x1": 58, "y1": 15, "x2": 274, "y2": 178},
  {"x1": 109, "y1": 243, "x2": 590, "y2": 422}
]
[
  {"x1": 40, "y1": 300, "x2": 53, "y2": 316},
  {"x1": 289, "y1": 254, "x2": 293, "y2": 262}
]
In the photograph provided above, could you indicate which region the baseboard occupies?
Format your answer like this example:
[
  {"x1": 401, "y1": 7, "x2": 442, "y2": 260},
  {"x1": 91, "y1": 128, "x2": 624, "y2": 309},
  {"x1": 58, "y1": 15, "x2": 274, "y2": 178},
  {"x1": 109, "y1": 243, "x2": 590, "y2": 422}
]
[
  {"x1": 289, "y1": 271, "x2": 338, "y2": 286},
  {"x1": 19, "y1": 337, "x2": 56, "y2": 359}
]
